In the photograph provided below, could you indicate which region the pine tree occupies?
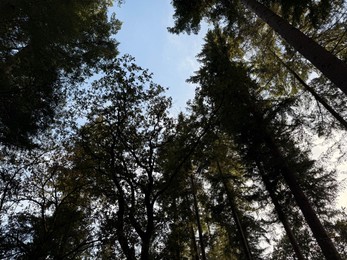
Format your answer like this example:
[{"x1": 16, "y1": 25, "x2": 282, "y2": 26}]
[
  {"x1": 189, "y1": 28, "x2": 341, "y2": 259},
  {"x1": 170, "y1": 0, "x2": 347, "y2": 100}
]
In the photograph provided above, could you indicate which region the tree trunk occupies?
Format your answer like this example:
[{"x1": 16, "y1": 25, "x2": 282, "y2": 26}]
[
  {"x1": 116, "y1": 198, "x2": 136, "y2": 260},
  {"x1": 189, "y1": 220, "x2": 200, "y2": 260},
  {"x1": 271, "y1": 50, "x2": 347, "y2": 130},
  {"x1": 255, "y1": 160, "x2": 305, "y2": 260},
  {"x1": 112, "y1": 176, "x2": 136, "y2": 260},
  {"x1": 217, "y1": 161, "x2": 253, "y2": 260},
  {"x1": 172, "y1": 198, "x2": 182, "y2": 259},
  {"x1": 241, "y1": 0, "x2": 347, "y2": 96},
  {"x1": 140, "y1": 234, "x2": 151, "y2": 260},
  {"x1": 262, "y1": 134, "x2": 341, "y2": 260},
  {"x1": 190, "y1": 173, "x2": 207, "y2": 260},
  {"x1": 141, "y1": 179, "x2": 155, "y2": 259}
]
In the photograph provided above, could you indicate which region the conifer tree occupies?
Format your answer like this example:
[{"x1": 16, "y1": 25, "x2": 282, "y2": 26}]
[
  {"x1": 189, "y1": 28, "x2": 341, "y2": 259},
  {"x1": 170, "y1": 0, "x2": 347, "y2": 98}
]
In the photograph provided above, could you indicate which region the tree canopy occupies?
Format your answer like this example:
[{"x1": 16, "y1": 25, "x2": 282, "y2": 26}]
[
  {"x1": 0, "y1": 0, "x2": 120, "y2": 147},
  {"x1": 0, "y1": 1, "x2": 346, "y2": 259}
]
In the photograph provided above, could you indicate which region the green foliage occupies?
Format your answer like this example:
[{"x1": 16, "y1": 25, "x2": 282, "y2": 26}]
[
  {"x1": 0, "y1": 155, "x2": 94, "y2": 259},
  {"x1": 1, "y1": 1, "x2": 346, "y2": 258},
  {"x1": 70, "y1": 55, "x2": 175, "y2": 259},
  {"x1": 170, "y1": 0, "x2": 339, "y2": 34},
  {"x1": 190, "y1": 27, "x2": 341, "y2": 258},
  {"x1": 272, "y1": 209, "x2": 347, "y2": 259},
  {"x1": 262, "y1": 0, "x2": 338, "y2": 26},
  {"x1": 171, "y1": 0, "x2": 347, "y2": 141},
  {"x1": 0, "y1": 0, "x2": 120, "y2": 147}
]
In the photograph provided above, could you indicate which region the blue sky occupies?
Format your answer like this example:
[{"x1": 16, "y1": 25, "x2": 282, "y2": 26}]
[{"x1": 111, "y1": 0, "x2": 208, "y2": 114}]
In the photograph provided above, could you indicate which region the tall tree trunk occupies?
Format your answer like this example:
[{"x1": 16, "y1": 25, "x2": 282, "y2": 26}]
[
  {"x1": 241, "y1": 0, "x2": 347, "y2": 96},
  {"x1": 190, "y1": 173, "x2": 207, "y2": 260},
  {"x1": 140, "y1": 234, "x2": 151, "y2": 260},
  {"x1": 271, "y1": 50, "x2": 347, "y2": 130},
  {"x1": 217, "y1": 161, "x2": 253, "y2": 260},
  {"x1": 262, "y1": 134, "x2": 341, "y2": 260},
  {"x1": 255, "y1": 160, "x2": 305, "y2": 260},
  {"x1": 172, "y1": 198, "x2": 182, "y2": 259},
  {"x1": 189, "y1": 218, "x2": 200, "y2": 260}
]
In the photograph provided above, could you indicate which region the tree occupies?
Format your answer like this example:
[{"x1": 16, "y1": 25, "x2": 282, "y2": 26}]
[
  {"x1": 0, "y1": 151, "x2": 94, "y2": 259},
  {"x1": 190, "y1": 168, "x2": 208, "y2": 260},
  {"x1": 156, "y1": 113, "x2": 210, "y2": 259},
  {"x1": 70, "y1": 55, "x2": 175, "y2": 259},
  {"x1": 158, "y1": 112, "x2": 266, "y2": 259},
  {"x1": 272, "y1": 209, "x2": 347, "y2": 259},
  {"x1": 189, "y1": 28, "x2": 341, "y2": 259},
  {"x1": 240, "y1": 4, "x2": 347, "y2": 139},
  {"x1": 205, "y1": 136, "x2": 265, "y2": 259},
  {"x1": 170, "y1": 0, "x2": 347, "y2": 97},
  {"x1": 269, "y1": 51, "x2": 347, "y2": 130},
  {"x1": 0, "y1": 0, "x2": 120, "y2": 147}
]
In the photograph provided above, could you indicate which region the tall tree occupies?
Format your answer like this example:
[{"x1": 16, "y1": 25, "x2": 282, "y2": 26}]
[
  {"x1": 0, "y1": 0, "x2": 120, "y2": 147},
  {"x1": 190, "y1": 169, "x2": 207, "y2": 260},
  {"x1": 272, "y1": 208, "x2": 347, "y2": 259},
  {"x1": 255, "y1": 161, "x2": 305, "y2": 260},
  {"x1": 170, "y1": 0, "x2": 347, "y2": 97},
  {"x1": 270, "y1": 51, "x2": 347, "y2": 130},
  {"x1": 189, "y1": 28, "x2": 341, "y2": 259},
  {"x1": 159, "y1": 113, "x2": 266, "y2": 259},
  {"x1": 70, "y1": 55, "x2": 176, "y2": 259}
]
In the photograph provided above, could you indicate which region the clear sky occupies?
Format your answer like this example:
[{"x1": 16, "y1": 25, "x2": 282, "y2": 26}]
[{"x1": 111, "y1": 0, "x2": 207, "y2": 114}]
